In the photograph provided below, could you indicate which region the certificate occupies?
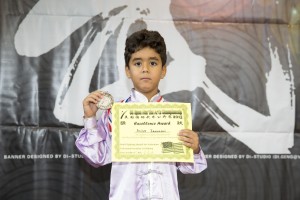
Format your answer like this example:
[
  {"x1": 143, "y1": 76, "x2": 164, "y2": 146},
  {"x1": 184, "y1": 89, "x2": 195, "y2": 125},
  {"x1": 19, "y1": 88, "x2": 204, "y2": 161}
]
[{"x1": 111, "y1": 102, "x2": 194, "y2": 162}]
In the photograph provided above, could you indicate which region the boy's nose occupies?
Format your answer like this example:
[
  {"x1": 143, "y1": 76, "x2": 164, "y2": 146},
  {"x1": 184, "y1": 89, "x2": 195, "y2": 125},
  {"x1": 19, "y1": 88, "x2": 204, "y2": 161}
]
[{"x1": 142, "y1": 64, "x2": 149, "y2": 73}]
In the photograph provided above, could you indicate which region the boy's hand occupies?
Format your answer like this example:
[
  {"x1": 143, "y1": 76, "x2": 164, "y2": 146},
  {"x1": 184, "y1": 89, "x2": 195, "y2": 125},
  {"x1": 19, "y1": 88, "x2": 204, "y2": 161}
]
[
  {"x1": 83, "y1": 90, "x2": 105, "y2": 118},
  {"x1": 178, "y1": 129, "x2": 200, "y2": 154}
]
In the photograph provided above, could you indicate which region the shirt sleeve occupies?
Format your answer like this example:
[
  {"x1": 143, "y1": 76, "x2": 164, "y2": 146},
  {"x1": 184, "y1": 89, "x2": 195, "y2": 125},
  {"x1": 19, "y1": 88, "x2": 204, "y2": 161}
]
[
  {"x1": 75, "y1": 111, "x2": 112, "y2": 168},
  {"x1": 177, "y1": 146, "x2": 207, "y2": 174}
]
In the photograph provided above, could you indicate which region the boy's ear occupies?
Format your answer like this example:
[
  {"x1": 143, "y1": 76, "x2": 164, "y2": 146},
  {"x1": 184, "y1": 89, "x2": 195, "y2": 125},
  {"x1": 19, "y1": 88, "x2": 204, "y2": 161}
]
[
  {"x1": 161, "y1": 65, "x2": 167, "y2": 79},
  {"x1": 125, "y1": 66, "x2": 131, "y2": 78}
]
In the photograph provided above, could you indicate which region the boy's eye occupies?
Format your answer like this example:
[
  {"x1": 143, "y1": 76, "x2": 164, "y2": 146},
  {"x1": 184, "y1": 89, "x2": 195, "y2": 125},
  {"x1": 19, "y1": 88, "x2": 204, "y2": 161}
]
[
  {"x1": 134, "y1": 61, "x2": 142, "y2": 67},
  {"x1": 150, "y1": 61, "x2": 157, "y2": 66}
]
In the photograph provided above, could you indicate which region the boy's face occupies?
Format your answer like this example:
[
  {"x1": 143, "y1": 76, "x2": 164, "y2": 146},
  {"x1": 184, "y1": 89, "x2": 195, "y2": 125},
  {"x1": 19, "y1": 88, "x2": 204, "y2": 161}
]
[{"x1": 125, "y1": 47, "x2": 166, "y2": 100}]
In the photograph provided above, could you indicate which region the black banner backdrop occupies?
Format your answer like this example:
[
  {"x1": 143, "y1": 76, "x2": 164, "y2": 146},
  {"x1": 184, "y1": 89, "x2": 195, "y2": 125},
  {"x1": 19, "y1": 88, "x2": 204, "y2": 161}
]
[{"x1": 0, "y1": 0, "x2": 300, "y2": 200}]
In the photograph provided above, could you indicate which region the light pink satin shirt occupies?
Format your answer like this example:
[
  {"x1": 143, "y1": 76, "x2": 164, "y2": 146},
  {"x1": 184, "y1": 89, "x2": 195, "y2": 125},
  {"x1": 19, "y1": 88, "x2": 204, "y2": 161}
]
[{"x1": 75, "y1": 89, "x2": 207, "y2": 200}]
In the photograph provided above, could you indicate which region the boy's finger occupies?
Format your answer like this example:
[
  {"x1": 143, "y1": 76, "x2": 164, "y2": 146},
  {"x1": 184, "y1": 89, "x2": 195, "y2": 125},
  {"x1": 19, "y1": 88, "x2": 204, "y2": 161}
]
[{"x1": 178, "y1": 136, "x2": 192, "y2": 142}]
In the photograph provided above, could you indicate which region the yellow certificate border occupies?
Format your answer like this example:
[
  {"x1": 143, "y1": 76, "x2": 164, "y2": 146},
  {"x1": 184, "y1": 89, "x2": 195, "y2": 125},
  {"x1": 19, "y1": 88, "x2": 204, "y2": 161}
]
[{"x1": 112, "y1": 102, "x2": 193, "y2": 162}]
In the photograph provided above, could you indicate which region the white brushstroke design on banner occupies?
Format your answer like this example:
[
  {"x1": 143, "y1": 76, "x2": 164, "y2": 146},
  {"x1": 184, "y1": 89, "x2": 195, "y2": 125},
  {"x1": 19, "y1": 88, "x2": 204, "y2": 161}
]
[{"x1": 14, "y1": 0, "x2": 295, "y2": 154}]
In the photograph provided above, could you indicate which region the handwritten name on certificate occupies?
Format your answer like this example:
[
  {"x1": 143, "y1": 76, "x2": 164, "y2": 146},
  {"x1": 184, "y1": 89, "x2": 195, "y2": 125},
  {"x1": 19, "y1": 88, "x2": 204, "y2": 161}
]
[{"x1": 111, "y1": 102, "x2": 194, "y2": 163}]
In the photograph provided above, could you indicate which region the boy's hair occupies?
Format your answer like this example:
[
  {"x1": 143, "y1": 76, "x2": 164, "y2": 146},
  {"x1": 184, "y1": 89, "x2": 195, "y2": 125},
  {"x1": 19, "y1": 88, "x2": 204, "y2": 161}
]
[{"x1": 124, "y1": 29, "x2": 167, "y2": 67}]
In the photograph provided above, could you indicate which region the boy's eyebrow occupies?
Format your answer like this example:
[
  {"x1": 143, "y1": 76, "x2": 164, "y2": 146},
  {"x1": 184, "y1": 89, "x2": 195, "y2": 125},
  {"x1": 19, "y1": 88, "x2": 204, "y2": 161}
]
[
  {"x1": 131, "y1": 57, "x2": 159, "y2": 61},
  {"x1": 149, "y1": 57, "x2": 159, "y2": 60},
  {"x1": 131, "y1": 58, "x2": 142, "y2": 61}
]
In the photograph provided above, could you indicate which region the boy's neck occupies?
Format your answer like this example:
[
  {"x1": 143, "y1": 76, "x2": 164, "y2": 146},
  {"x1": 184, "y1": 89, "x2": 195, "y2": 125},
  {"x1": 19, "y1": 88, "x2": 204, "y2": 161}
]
[{"x1": 132, "y1": 89, "x2": 160, "y2": 102}]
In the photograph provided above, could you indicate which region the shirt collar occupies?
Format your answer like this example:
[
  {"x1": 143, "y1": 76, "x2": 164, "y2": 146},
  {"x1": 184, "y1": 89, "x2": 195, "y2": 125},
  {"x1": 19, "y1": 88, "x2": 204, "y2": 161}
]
[{"x1": 130, "y1": 88, "x2": 162, "y2": 103}]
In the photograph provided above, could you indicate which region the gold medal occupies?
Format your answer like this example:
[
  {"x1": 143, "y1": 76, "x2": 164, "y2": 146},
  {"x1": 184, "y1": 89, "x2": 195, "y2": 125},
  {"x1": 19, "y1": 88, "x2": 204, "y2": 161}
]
[{"x1": 97, "y1": 92, "x2": 114, "y2": 110}]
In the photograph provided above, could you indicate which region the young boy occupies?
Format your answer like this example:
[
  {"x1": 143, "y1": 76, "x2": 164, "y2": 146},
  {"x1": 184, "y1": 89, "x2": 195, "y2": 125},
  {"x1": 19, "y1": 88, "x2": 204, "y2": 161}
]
[{"x1": 75, "y1": 29, "x2": 207, "y2": 200}]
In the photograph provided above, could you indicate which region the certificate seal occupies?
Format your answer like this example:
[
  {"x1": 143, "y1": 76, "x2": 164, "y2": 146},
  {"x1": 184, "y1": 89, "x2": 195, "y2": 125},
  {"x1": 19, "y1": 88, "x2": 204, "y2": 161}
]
[{"x1": 97, "y1": 92, "x2": 114, "y2": 110}]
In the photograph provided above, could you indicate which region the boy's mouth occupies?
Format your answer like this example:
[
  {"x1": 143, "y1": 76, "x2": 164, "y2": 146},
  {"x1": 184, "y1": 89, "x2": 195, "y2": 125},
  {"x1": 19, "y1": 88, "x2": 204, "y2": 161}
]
[{"x1": 141, "y1": 77, "x2": 151, "y2": 80}]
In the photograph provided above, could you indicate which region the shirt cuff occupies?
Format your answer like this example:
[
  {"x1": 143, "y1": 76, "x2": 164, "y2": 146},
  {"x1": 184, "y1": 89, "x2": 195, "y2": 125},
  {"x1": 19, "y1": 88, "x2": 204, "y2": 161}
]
[
  {"x1": 194, "y1": 145, "x2": 204, "y2": 158},
  {"x1": 83, "y1": 117, "x2": 97, "y2": 130}
]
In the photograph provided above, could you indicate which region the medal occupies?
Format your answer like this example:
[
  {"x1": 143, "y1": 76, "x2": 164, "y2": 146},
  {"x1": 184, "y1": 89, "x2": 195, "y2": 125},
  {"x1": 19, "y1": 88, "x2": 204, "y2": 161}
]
[{"x1": 97, "y1": 92, "x2": 114, "y2": 110}]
